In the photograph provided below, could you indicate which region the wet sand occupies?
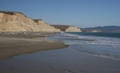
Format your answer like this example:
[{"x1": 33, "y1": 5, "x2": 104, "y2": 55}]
[
  {"x1": 0, "y1": 46, "x2": 120, "y2": 73},
  {"x1": 0, "y1": 32, "x2": 120, "y2": 73},
  {"x1": 0, "y1": 37, "x2": 67, "y2": 60}
]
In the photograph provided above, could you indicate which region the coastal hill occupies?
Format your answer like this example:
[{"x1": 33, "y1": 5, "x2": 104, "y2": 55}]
[
  {"x1": 0, "y1": 11, "x2": 60, "y2": 32},
  {"x1": 0, "y1": 10, "x2": 81, "y2": 32},
  {"x1": 33, "y1": 19, "x2": 61, "y2": 32},
  {"x1": 52, "y1": 25, "x2": 81, "y2": 32},
  {"x1": 81, "y1": 26, "x2": 120, "y2": 32}
]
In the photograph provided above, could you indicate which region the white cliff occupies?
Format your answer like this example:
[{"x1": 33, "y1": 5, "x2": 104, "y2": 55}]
[
  {"x1": 65, "y1": 26, "x2": 81, "y2": 32},
  {"x1": 0, "y1": 11, "x2": 60, "y2": 32}
]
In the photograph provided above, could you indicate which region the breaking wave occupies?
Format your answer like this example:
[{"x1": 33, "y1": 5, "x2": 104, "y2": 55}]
[{"x1": 51, "y1": 32, "x2": 120, "y2": 60}]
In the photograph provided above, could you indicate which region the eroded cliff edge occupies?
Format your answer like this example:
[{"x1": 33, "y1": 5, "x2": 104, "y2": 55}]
[
  {"x1": 0, "y1": 11, "x2": 60, "y2": 32},
  {"x1": 52, "y1": 25, "x2": 81, "y2": 32}
]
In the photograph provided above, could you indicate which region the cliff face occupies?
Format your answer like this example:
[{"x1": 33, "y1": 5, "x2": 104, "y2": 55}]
[
  {"x1": 65, "y1": 26, "x2": 81, "y2": 32},
  {"x1": 33, "y1": 19, "x2": 60, "y2": 32},
  {"x1": 0, "y1": 11, "x2": 60, "y2": 32},
  {"x1": 52, "y1": 25, "x2": 81, "y2": 32}
]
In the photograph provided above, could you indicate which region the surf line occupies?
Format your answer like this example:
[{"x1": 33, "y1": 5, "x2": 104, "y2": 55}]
[{"x1": 68, "y1": 48, "x2": 120, "y2": 61}]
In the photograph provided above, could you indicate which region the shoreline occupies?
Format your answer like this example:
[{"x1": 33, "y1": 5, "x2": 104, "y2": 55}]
[
  {"x1": 0, "y1": 44, "x2": 120, "y2": 73},
  {"x1": 0, "y1": 35, "x2": 67, "y2": 60},
  {"x1": 0, "y1": 32, "x2": 120, "y2": 73}
]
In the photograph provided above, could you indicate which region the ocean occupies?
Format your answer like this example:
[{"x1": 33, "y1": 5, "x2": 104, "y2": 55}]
[{"x1": 49, "y1": 32, "x2": 120, "y2": 60}]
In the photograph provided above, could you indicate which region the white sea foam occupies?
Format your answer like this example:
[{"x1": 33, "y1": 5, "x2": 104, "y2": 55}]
[
  {"x1": 69, "y1": 48, "x2": 120, "y2": 61},
  {"x1": 59, "y1": 32, "x2": 120, "y2": 49},
  {"x1": 54, "y1": 32, "x2": 120, "y2": 60}
]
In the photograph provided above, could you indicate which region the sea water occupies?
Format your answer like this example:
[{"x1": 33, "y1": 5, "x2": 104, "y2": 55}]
[{"x1": 49, "y1": 32, "x2": 120, "y2": 60}]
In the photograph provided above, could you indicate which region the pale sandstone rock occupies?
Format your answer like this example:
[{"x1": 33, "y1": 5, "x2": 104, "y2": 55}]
[
  {"x1": 0, "y1": 11, "x2": 60, "y2": 32},
  {"x1": 52, "y1": 25, "x2": 81, "y2": 32},
  {"x1": 34, "y1": 19, "x2": 60, "y2": 32},
  {"x1": 65, "y1": 26, "x2": 81, "y2": 32}
]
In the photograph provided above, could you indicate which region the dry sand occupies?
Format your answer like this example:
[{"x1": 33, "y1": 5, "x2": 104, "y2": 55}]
[{"x1": 0, "y1": 37, "x2": 67, "y2": 60}]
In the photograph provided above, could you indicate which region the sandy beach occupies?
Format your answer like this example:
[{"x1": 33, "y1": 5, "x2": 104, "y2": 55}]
[
  {"x1": 0, "y1": 45, "x2": 120, "y2": 73},
  {"x1": 0, "y1": 32, "x2": 120, "y2": 73},
  {"x1": 0, "y1": 32, "x2": 67, "y2": 60}
]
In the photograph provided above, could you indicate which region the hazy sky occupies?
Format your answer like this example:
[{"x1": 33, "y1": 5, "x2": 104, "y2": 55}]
[{"x1": 0, "y1": 0, "x2": 120, "y2": 28}]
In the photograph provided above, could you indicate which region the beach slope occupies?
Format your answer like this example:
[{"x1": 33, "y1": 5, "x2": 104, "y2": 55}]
[{"x1": 0, "y1": 37, "x2": 67, "y2": 60}]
